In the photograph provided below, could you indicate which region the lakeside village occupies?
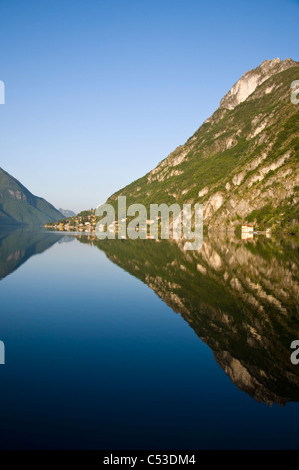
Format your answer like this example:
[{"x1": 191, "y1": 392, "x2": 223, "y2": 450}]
[
  {"x1": 45, "y1": 209, "x2": 159, "y2": 239},
  {"x1": 45, "y1": 209, "x2": 271, "y2": 241}
]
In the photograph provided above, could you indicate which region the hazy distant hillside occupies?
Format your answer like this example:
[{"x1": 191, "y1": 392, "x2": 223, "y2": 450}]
[
  {"x1": 59, "y1": 208, "x2": 76, "y2": 218},
  {"x1": 107, "y1": 58, "x2": 299, "y2": 233},
  {"x1": 0, "y1": 167, "x2": 64, "y2": 226}
]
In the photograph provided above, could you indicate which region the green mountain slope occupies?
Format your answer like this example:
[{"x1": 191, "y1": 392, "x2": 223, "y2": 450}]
[
  {"x1": 0, "y1": 167, "x2": 64, "y2": 226},
  {"x1": 107, "y1": 58, "x2": 299, "y2": 232}
]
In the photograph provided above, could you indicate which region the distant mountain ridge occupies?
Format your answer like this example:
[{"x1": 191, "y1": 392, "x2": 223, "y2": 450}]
[
  {"x1": 0, "y1": 167, "x2": 64, "y2": 226},
  {"x1": 59, "y1": 208, "x2": 76, "y2": 218},
  {"x1": 106, "y1": 58, "x2": 299, "y2": 233}
]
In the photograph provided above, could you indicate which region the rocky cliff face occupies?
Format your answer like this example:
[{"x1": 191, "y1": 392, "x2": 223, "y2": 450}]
[
  {"x1": 107, "y1": 58, "x2": 299, "y2": 232},
  {"x1": 219, "y1": 58, "x2": 297, "y2": 110}
]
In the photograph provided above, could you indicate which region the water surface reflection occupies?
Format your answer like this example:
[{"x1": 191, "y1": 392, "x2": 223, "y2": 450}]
[{"x1": 79, "y1": 234, "x2": 299, "y2": 406}]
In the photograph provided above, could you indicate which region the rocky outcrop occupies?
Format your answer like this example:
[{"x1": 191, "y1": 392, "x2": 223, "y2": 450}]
[{"x1": 220, "y1": 58, "x2": 298, "y2": 109}]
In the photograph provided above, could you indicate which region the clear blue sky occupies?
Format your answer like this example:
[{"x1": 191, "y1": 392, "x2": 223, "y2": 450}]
[{"x1": 0, "y1": 0, "x2": 298, "y2": 213}]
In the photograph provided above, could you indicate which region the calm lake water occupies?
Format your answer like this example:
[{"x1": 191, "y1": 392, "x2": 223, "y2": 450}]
[{"x1": 0, "y1": 228, "x2": 298, "y2": 449}]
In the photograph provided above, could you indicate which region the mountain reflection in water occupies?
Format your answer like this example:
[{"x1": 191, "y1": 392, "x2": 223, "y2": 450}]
[
  {"x1": 1, "y1": 227, "x2": 298, "y2": 407},
  {"x1": 0, "y1": 228, "x2": 66, "y2": 281},
  {"x1": 77, "y1": 233, "x2": 299, "y2": 406}
]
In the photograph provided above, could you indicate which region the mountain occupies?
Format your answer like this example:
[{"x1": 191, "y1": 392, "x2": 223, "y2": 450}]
[
  {"x1": 107, "y1": 58, "x2": 299, "y2": 233},
  {"x1": 59, "y1": 208, "x2": 76, "y2": 218},
  {"x1": 0, "y1": 167, "x2": 64, "y2": 226}
]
